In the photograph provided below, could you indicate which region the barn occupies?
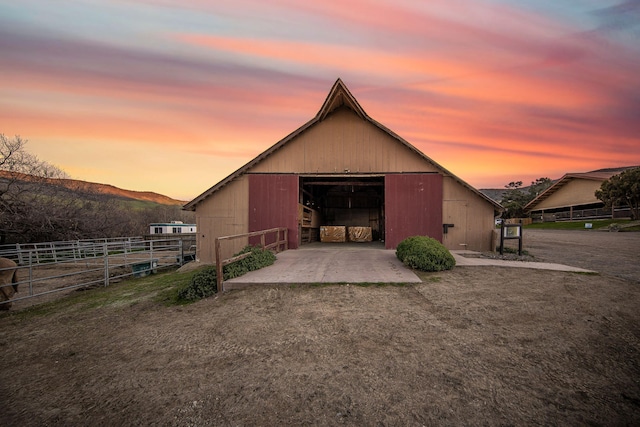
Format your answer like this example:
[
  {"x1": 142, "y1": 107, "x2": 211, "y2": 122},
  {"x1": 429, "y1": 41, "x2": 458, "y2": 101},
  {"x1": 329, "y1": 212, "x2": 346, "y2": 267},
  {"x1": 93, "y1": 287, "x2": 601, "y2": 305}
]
[
  {"x1": 184, "y1": 79, "x2": 502, "y2": 263},
  {"x1": 525, "y1": 167, "x2": 637, "y2": 222}
]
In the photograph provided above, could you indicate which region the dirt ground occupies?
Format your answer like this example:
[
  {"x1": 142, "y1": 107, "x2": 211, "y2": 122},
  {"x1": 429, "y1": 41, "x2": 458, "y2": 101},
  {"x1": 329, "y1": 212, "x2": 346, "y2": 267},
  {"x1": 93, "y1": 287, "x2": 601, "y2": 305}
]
[
  {"x1": 1, "y1": 230, "x2": 639, "y2": 425},
  {"x1": 523, "y1": 229, "x2": 640, "y2": 284}
]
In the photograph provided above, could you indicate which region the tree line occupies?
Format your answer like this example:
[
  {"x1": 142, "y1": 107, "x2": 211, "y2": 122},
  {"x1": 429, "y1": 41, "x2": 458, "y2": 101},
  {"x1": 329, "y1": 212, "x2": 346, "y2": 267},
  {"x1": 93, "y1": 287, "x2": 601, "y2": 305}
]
[
  {"x1": 0, "y1": 134, "x2": 194, "y2": 245},
  {"x1": 499, "y1": 177, "x2": 553, "y2": 219}
]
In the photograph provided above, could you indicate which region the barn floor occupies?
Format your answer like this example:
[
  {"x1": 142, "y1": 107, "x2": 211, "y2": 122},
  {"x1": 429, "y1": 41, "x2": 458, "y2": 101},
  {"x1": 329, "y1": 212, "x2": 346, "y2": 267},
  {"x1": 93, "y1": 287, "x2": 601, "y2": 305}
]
[{"x1": 223, "y1": 242, "x2": 421, "y2": 289}]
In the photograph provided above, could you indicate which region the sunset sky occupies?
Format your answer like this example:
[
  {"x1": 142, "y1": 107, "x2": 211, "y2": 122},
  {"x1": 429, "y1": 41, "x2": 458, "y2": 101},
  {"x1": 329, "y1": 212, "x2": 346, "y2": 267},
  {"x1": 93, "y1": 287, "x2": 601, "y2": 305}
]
[{"x1": 1, "y1": 0, "x2": 639, "y2": 201}]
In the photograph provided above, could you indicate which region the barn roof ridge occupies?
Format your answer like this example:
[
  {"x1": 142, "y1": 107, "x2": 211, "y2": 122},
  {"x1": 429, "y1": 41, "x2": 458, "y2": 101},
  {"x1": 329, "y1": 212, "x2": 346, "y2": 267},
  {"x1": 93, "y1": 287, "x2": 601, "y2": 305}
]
[
  {"x1": 184, "y1": 79, "x2": 502, "y2": 211},
  {"x1": 316, "y1": 78, "x2": 369, "y2": 121}
]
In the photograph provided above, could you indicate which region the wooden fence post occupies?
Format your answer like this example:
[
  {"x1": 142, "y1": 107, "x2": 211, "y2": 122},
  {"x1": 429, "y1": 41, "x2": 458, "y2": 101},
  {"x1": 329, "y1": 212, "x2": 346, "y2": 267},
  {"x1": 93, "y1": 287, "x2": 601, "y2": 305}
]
[
  {"x1": 215, "y1": 237, "x2": 223, "y2": 292},
  {"x1": 284, "y1": 228, "x2": 288, "y2": 250},
  {"x1": 215, "y1": 227, "x2": 289, "y2": 291}
]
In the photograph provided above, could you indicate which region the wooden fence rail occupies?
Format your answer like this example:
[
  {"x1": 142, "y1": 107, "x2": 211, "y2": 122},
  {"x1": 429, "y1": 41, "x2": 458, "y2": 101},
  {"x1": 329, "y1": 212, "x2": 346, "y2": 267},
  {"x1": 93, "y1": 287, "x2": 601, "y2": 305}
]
[{"x1": 214, "y1": 227, "x2": 288, "y2": 291}]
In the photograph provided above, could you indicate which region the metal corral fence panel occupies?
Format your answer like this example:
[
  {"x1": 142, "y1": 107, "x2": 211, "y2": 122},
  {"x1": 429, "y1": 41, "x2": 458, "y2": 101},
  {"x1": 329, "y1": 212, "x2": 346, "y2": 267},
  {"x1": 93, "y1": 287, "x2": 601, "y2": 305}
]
[
  {"x1": 0, "y1": 236, "x2": 149, "y2": 265},
  {"x1": 0, "y1": 237, "x2": 195, "y2": 308}
]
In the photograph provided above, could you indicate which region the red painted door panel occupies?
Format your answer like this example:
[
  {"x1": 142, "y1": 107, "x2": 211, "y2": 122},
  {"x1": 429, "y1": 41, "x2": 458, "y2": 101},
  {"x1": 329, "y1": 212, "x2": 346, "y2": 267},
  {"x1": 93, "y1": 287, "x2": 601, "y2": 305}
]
[
  {"x1": 385, "y1": 173, "x2": 443, "y2": 249},
  {"x1": 249, "y1": 174, "x2": 299, "y2": 249}
]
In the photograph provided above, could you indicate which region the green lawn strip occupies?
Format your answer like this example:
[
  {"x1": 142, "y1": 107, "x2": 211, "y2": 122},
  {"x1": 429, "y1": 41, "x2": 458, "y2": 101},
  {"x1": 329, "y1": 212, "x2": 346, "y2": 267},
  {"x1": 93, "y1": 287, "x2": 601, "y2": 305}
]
[{"x1": 0, "y1": 268, "x2": 201, "y2": 321}]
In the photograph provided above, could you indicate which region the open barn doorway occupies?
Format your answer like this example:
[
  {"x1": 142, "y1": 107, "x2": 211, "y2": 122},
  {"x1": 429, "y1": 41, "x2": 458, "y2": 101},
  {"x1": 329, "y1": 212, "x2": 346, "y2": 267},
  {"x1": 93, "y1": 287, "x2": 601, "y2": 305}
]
[{"x1": 299, "y1": 175, "x2": 385, "y2": 245}]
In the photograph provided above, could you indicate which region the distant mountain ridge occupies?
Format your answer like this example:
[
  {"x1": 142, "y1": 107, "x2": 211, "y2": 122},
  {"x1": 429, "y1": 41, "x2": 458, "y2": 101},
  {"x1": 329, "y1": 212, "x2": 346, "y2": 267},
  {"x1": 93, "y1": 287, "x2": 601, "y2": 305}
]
[
  {"x1": 479, "y1": 188, "x2": 506, "y2": 202},
  {"x1": 481, "y1": 180, "x2": 560, "y2": 203},
  {"x1": 58, "y1": 178, "x2": 186, "y2": 205},
  {"x1": 0, "y1": 170, "x2": 186, "y2": 206}
]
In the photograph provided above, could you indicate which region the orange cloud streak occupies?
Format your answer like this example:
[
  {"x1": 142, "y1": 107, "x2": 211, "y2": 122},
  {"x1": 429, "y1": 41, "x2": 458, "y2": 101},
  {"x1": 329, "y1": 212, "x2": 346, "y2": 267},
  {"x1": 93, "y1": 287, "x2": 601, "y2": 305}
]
[{"x1": 2, "y1": 0, "x2": 638, "y2": 198}]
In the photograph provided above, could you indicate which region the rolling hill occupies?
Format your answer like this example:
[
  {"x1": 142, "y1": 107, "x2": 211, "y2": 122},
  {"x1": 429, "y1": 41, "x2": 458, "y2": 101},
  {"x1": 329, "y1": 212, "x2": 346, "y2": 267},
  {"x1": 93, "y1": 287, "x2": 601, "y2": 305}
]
[{"x1": 0, "y1": 170, "x2": 186, "y2": 206}]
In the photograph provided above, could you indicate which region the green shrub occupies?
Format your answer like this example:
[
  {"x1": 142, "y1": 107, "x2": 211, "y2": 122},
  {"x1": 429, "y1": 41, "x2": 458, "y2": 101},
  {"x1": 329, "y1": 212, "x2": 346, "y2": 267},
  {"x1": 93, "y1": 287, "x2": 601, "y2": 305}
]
[
  {"x1": 177, "y1": 265, "x2": 218, "y2": 301},
  {"x1": 176, "y1": 245, "x2": 277, "y2": 302},
  {"x1": 396, "y1": 236, "x2": 455, "y2": 272},
  {"x1": 224, "y1": 245, "x2": 277, "y2": 279}
]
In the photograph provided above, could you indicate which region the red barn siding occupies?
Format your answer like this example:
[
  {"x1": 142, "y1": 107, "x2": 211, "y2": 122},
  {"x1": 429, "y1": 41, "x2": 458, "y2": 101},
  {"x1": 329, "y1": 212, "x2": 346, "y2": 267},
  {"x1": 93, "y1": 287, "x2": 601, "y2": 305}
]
[
  {"x1": 249, "y1": 174, "x2": 299, "y2": 249},
  {"x1": 385, "y1": 173, "x2": 443, "y2": 249}
]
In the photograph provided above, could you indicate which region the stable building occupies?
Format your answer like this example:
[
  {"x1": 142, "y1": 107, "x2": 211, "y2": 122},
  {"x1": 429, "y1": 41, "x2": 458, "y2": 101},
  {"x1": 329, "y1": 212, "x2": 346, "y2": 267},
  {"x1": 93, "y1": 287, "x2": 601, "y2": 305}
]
[
  {"x1": 525, "y1": 167, "x2": 636, "y2": 222},
  {"x1": 184, "y1": 79, "x2": 502, "y2": 263}
]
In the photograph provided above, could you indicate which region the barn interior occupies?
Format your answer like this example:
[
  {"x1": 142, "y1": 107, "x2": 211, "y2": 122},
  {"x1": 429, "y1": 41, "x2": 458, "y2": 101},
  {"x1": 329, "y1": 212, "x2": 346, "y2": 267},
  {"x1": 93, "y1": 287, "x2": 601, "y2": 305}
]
[{"x1": 299, "y1": 175, "x2": 385, "y2": 244}]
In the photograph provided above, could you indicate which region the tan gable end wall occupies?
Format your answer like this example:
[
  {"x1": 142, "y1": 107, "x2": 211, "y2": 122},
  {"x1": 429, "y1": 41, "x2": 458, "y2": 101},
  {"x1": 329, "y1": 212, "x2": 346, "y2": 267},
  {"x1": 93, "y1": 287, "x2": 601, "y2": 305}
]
[
  {"x1": 534, "y1": 179, "x2": 602, "y2": 210},
  {"x1": 251, "y1": 109, "x2": 439, "y2": 174}
]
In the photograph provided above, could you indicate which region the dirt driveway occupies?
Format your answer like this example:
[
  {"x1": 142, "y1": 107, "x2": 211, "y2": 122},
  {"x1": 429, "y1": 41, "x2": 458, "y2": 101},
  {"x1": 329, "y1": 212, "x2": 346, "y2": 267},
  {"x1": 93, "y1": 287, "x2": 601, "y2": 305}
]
[
  {"x1": 523, "y1": 229, "x2": 640, "y2": 283},
  {"x1": 1, "y1": 231, "x2": 639, "y2": 425}
]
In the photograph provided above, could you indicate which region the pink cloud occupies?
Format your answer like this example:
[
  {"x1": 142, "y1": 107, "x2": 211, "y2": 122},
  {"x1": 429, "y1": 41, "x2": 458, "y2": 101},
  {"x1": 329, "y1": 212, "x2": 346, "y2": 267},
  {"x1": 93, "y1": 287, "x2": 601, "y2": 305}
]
[{"x1": 1, "y1": 0, "x2": 638, "y2": 196}]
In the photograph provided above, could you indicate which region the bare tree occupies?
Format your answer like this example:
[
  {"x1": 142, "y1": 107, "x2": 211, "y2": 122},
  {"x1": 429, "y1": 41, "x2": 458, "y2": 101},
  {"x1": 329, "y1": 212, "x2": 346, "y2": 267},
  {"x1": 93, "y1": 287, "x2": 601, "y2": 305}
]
[
  {"x1": 1, "y1": 134, "x2": 74, "y2": 243},
  {"x1": 1, "y1": 134, "x2": 194, "y2": 244},
  {"x1": 0, "y1": 134, "x2": 67, "y2": 178}
]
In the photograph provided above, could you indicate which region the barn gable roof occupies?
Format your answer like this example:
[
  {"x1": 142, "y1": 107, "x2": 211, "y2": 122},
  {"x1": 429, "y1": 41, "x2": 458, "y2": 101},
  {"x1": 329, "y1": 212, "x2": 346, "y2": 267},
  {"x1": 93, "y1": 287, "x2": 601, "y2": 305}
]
[{"x1": 184, "y1": 79, "x2": 502, "y2": 211}]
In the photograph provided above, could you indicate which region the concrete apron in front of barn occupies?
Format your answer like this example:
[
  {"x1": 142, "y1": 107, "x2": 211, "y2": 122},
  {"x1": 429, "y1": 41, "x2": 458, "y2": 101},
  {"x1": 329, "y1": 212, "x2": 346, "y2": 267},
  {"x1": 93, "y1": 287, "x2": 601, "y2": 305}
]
[
  {"x1": 223, "y1": 242, "x2": 421, "y2": 290},
  {"x1": 222, "y1": 243, "x2": 596, "y2": 291}
]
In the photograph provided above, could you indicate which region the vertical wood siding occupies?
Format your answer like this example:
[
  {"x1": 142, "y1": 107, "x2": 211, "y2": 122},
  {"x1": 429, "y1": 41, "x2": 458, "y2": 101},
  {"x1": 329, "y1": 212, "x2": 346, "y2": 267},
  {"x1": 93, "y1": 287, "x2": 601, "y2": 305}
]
[
  {"x1": 443, "y1": 176, "x2": 494, "y2": 251},
  {"x1": 443, "y1": 200, "x2": 468, "y2": 249},
  {"x1": 532, "y1": 179, "x2": 602, "y2": 210},
  {"x1": 385, "y1": 174, "x2": 443, "y2": 249},
  {"x1": 251, "y1": 109, "x2": 439, "y2": 175},
  {"x1": 249, "y1": 174, "x2": 299, "y2": 249},
  {"x1": 195, "y1": 176, "x2": 249, "y2": 263}
]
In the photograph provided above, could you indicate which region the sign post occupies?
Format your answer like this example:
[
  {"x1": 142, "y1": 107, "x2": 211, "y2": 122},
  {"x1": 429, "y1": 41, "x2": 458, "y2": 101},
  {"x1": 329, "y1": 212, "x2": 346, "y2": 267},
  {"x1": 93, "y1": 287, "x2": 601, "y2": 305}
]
[{"x1": 500, "y1": 223, "x2": 523, "y2": 255}]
